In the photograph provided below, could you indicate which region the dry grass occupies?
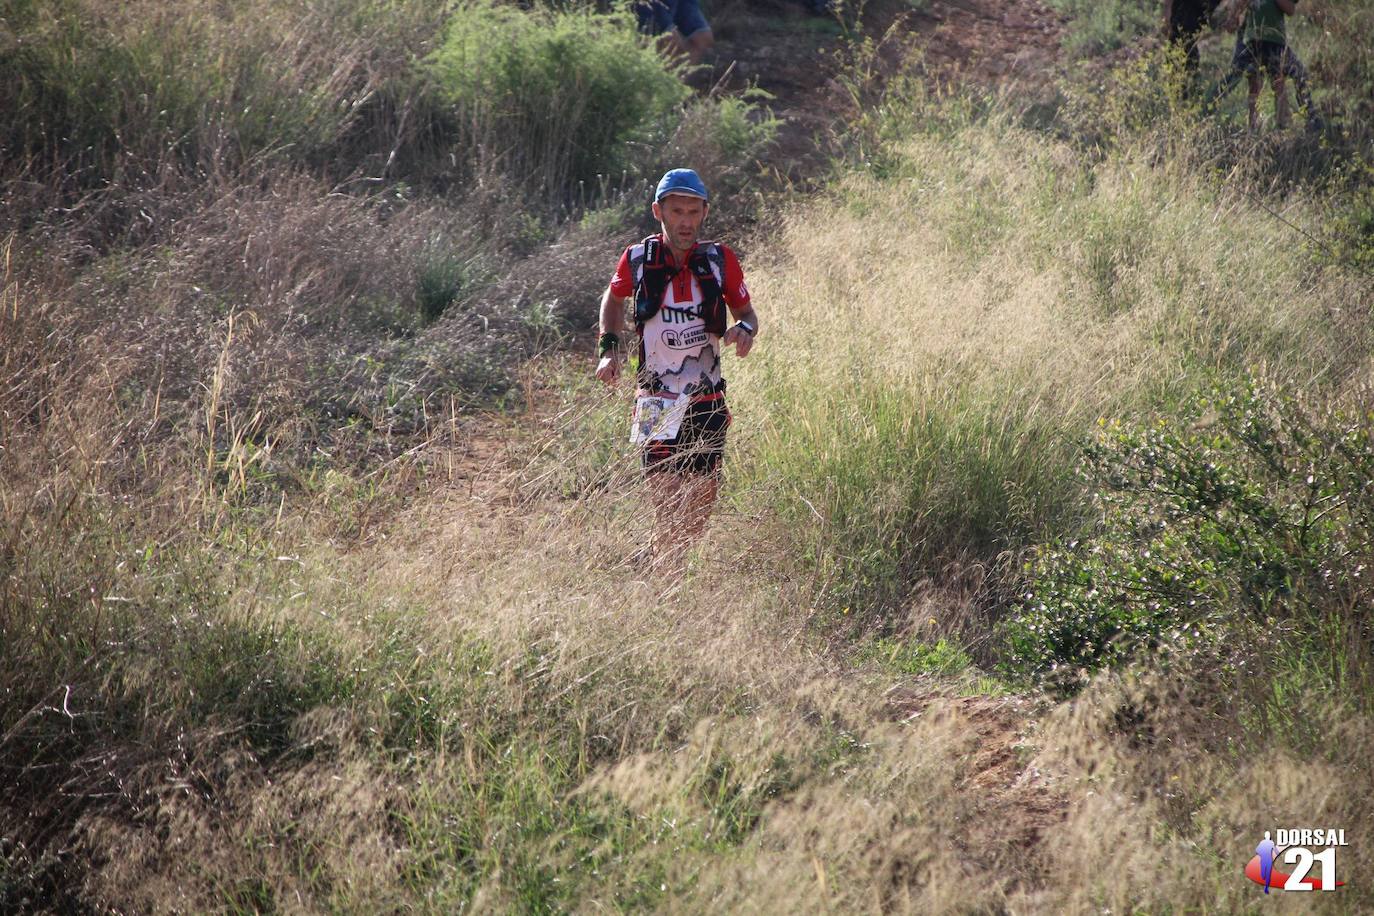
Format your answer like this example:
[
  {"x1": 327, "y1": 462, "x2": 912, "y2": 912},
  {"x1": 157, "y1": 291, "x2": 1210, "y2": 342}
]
[
  {"x1": 724, "y1": 101, "x2": 1372, "y2": 619},
  {"x1": 1033, "y1": 667, "x2": 1374, "y2": 913},
  {"x1": 4, "y1": 6, "x2": 1373, "y2": 912}
]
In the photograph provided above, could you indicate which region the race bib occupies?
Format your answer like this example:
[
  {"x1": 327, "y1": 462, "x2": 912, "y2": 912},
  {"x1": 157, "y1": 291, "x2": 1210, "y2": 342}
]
[{"x1": 630, "y1": 393, "x2": 688, "y2": 444}]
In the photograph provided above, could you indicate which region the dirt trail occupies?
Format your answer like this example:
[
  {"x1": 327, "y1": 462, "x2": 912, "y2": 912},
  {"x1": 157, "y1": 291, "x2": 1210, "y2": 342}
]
[
  {"x1": 705, "y1": 0, "x2": 1068, "y2": 183},
  {"x1": 914, "y1": 0, "x2": 1067, "y2": 84},
  {"x1": 886, "y1": 689, "x2": 1068, "y2": 890}
]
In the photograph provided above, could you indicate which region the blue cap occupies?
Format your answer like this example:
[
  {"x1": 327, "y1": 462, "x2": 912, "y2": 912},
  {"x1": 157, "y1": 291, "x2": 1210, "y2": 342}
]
[{"x1": 654, "y1": 168, "x2": 708, "y2": 203}]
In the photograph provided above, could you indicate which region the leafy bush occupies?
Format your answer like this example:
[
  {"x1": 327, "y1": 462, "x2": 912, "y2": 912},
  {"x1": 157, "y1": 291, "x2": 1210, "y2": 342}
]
[
  {"x1": 1045, "y1": 0, "x2": 1156, "y2": 57},
  {"x1": 1322, "y1": 175, "x2": 1374, "y2": 273},
  {"x1": 0, "y1": 0, "x2": 434, "y2": 191},
  {"x1": 1292, "y1": 0, "x2": 1374, "y2": 135},
  {"x1": 416, "y1": 249, "x2": 489, "y2": 324},
  {"x1": 659, "y1": 92, "x2": 780, "y2": 202},
  {"x1": 734, "y1": 76, "x2": 1368, "y2": 634},
  {"x1": 1004, "y1": 378, "x2": 1374, "y2": 694},
  {"x1": 426, "y1": 1, "x2": 689, "y2": 204}
]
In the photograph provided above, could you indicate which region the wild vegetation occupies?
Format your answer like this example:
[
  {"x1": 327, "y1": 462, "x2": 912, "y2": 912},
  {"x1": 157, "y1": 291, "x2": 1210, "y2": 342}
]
[{"x1": 2, "y1": 0, "x2": 1372, "y2": 911}]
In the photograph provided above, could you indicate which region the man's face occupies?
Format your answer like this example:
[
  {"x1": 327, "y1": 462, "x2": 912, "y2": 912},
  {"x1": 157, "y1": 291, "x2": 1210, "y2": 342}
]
[{"x1": 652, "y1": 194, "x2": 708, "y2": 251}]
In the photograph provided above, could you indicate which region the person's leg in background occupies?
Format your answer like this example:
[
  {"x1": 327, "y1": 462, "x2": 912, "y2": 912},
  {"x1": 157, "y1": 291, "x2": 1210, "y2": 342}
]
[
  {"x1": 1280, "y1": 45, "x2": 1319, "y2": 129},
  {"x1": 1271, "y1": 70, "x2": 1290, "y2": 128},
  {"x1": 635, "y1": 0, "x2": 682, "y2": 60},
  {"x1": 672, "y1": 0, "x2": 713, "y2": 64},
  {"x1": 1208, "y1": 32, "x2": 1255, "y2": 114},
  {"x1": 1247, "y1": 68, "x2": 1263, "y2": 131},
  {"x1": 1166, "y1": 0, "x2": 1208, "y2": 94},
  {"x1": 1257, "y1": 42, "x2": 1290, "y2": 129}
]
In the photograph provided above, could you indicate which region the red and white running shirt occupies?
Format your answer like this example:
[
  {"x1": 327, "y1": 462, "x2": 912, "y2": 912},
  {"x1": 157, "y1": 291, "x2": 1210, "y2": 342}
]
[{"x1": 609, "y1": 237, "x2": 751, "y2": 397}]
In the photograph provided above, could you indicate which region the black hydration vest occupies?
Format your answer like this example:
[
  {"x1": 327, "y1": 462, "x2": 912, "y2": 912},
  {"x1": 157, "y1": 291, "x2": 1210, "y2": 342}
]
[{"x1": 632, "y1": 236, "x2": 728, "y2": 338}]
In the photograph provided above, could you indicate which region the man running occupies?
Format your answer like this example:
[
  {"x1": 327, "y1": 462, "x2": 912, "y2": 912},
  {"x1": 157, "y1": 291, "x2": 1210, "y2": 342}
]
[
  {"x1": 595, "y1": 169, "x2": 759, "y2": 573},
  {"x1": 1256, "y1": 831, "x2": 1277, "y2": 893}
]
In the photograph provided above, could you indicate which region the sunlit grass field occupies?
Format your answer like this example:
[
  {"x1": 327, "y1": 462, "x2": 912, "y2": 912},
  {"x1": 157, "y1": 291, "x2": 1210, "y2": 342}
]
[{"x1": 3, "y1": 0, "x2": 1373, "y2": 911}]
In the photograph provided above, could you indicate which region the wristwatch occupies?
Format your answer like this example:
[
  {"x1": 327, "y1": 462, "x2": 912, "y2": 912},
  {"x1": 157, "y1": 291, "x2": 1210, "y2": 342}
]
[{"x1": 734, "y1": 320, "x2": 755, "y2": 336}]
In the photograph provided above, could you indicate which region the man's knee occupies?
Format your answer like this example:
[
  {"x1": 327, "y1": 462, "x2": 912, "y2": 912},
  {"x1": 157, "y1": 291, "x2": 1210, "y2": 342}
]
[{"x1": 686, "y1": 27, "x2": 713, "y2": 54}]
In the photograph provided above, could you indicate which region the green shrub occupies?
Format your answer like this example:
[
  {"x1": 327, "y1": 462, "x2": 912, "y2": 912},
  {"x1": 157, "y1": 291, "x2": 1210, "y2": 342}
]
[
  {"x1": 1046, "y1": 0, "x2": 1156, "y2": 57},
  {"x1": 1322, "y1": 176, "x2": 1374, "y2": 273},
  {"x1": 1004, "y1": 378, "x2": 1374, "y2": 696},
  {"x1": 735, "y1": 80, "x2": 1366, "y2": 628},
  {"x1": 0, "y1": 0, "x2": 427, "y2": 188},
  {"x1": 750, "y1": 373, "x2": 1080, "y2": 614},
  {"x1": 1291, "y1": 0, "x2": 1374, "y2": 138},
  {"x1": 688, "y1": 92, "x2": 780, "y2": 164},
  {"x1": 866, "y1": 638, "x2": 972, "y2": 677},
  {"x1": 416, "y1": 251, "x2": 488, "y2": 324},
  {"x1": 657, "y1": 91, "x2": 780, "y2": 205},
  {"x1": 426, "y1": 1, "x2": 689, "y2": 204}
]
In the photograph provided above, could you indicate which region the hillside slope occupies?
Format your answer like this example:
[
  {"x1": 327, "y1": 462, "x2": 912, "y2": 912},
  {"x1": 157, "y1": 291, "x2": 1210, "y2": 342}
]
[{"x1": 3, "y1": 0, "x2": 1373, "y2": 911}]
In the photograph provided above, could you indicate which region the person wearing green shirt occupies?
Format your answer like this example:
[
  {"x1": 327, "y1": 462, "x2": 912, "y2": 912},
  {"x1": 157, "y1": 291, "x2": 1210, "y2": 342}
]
[{"x1": 1213, "y1": 0, "x2": 1314, "y2": 131}]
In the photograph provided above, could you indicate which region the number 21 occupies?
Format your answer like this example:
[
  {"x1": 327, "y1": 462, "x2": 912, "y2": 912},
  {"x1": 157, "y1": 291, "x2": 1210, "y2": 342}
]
[{"x1": 1284, "y1": 847, "x2": 1337, "y2": 891}]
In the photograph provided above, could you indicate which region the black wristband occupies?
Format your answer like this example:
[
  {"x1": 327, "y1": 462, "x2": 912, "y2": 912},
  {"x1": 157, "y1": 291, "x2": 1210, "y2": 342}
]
[
  {"x1": 734, "y1": 320, "x2": 755, "y2": 336},
  {"x1": 598, "y1": 332, "x2": 620, "y2": 357}
]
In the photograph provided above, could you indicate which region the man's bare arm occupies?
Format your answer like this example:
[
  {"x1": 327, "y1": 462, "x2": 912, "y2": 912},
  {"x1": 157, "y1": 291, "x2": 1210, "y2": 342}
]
[
  {"x1": 722, "y1": 305, "x2": 759, "y2": 357},
  {"x1": 600, "y1": 287, "x2": 627, "y2": 337},
  {"x1": 595, "y1": 287, "x2": 628, "y2": 385},
  {"x1": 731, "y1": 306, "x2": 759, "y2": 334}
]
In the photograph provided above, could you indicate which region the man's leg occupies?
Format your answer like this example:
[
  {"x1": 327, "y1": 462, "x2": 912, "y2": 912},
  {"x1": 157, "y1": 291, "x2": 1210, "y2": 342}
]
[
  {"x1": 646, "y1": 470, "x2": 691, "y2": 574},
  {"x1": 647, "y1": 399, "x2": 728, "y2": 573},
  {"x1": 673, "y1": 0, "x2": 712, "y2": 64},
  {"x1": 1182, "y1": 27, "x2": 1202, "y2": 90},
  {"x1": 1206, "y1": 34, "x2": 1253, "y2": 113},
  {"x1": 678, "y1": 473, "x2": 719, "y2": 543},
  {"x1": 646, "y1": 471, "x2": 718, "y2": 575},
  {"x1": 1251, "y1": 43, "x2": 1291, "y2": 130},
  {"x1": 681, "y1": 28, "x2": 713, "y2": 65},
  {"x1": 1281, "y1": 45, "x2": 1317, "y2": 127},
  {"x1": 1247, "y1": 71, "x2": 1262, "y2": 131}
]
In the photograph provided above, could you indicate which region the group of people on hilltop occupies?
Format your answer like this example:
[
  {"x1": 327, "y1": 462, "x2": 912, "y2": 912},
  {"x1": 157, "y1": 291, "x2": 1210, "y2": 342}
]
[
  {"x1": 1166, "y1": 0, "x2": 1319, "y2": 131},
  {"x1": 643, "y1": 0, "x2": 1318, "y2": 132}
]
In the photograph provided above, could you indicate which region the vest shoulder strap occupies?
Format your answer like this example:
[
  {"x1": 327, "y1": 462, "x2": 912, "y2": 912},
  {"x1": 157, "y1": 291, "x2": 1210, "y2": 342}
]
[{"x1": 631, "y1": 238, "x2": 722, "y2": 285}]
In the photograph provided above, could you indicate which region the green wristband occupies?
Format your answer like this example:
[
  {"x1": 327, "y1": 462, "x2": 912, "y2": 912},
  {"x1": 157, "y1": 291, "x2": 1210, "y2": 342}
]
[{"x1": 598, "y1": 332, "x2": 620, "y2": 357}]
